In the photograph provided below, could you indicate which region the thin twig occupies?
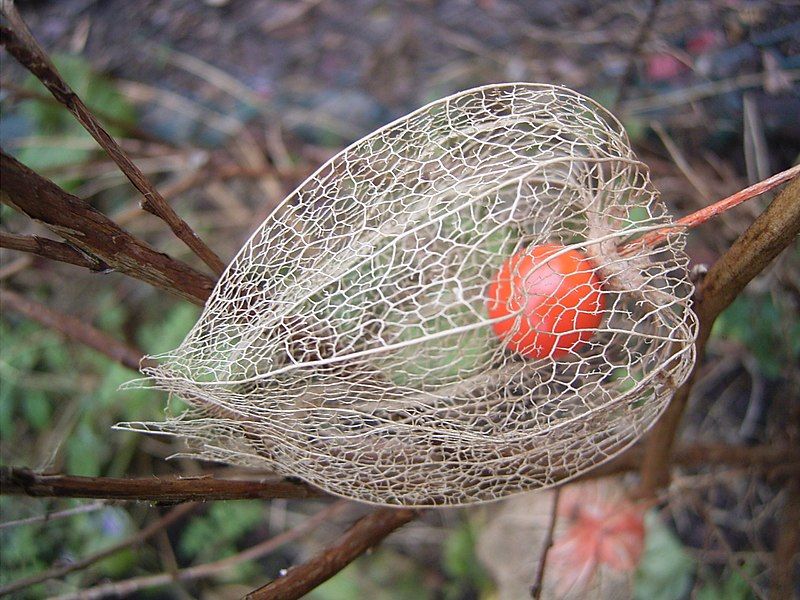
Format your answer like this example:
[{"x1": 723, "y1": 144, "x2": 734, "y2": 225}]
[
  {"x1": 1, "y1": 151, "x2": 214, "y2": 305},
  {"x1": 50, "y1": 500, "x2": 350, "y2": 600},
  {"x1": 260, "y1": 0, "x2": 324, "y2": 34},
  {"x1": 153, "y1": 528, "x2": 183, "y2": 595},
  {"x1": 245, "y1": 507, "x2": 418, "y2": 600},
  {"x1": 613, "y1": 0, "x2": 662, "y2": 111},
  {"x1": 672, "y1": 165, "x2": 799, "y2": 232},
  {"x1": 3, "y1": 442, "x2": 797, "y2": 504},
  {"x1": 0, "y1": 288, "x2": 149, "y2": 371},
  {"x1": 0, "y1": 503, "x2": 196, "y2": 597},
  {"x1": 530, "y1": 487, "x2": 561, "y2": 599},
  {"x1": 116, "y1": 79, "x2": 244, "y2": 136},
  {"x1": 638, "y1": 176, "x2": 800, "y2": 495},
  {"x1": 112, "y1": 163, "x2": 274, "y2": 227},
  {"x1": 621, "y1": 165, "x2": 800, "y2": 256},
  {"x1": 0, "y1": 466, "x2": 323, "y2": 502},
  {"x1": 0, "y1": 500, "x2": 106, "y2": 530},
  {"x1": 0, "y1": 231, "x2": 110, "y2": 271},
  {"x1": 743, "y1": 93, "x2": 770, "y2": 184},
  {"x1": 0, "y1": 3, "x2": 226, "y2": 275}
]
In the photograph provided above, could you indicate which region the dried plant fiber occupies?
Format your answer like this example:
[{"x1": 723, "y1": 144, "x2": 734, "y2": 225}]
[{"x1": 121, "y1": 83, "x2": 698, "y2": 507}]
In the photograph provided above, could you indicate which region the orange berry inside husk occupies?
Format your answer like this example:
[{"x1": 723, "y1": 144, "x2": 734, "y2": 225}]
[{"x1": 486, "y1": 244, "x2": 605, "y2": 359}]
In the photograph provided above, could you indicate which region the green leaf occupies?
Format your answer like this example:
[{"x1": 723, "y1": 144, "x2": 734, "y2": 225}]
[
  {"x1": 16, "y1": 144, "x2": 92, "y2": 190},
  {"x1": 623, "y1": 117, "x2": 648, "y2": 143},
  {"x1": 22, "y1": 54, "x2": 135, "y2": 131},
  {"x1": 94, "y1": 547, "x2": 137, "y2": 578},
  {"x1": 179, "y1": 516, "x2": 217, "y2": 560},
  {"x1": 610, "y1": 366, "x2": 641, "y2": 394},
  {"x1": 634, "y1": 511, "x2": 694, "y2": 600},
  {"x1": 626, "y1": 206, "x2": 651, "y2": 227}
]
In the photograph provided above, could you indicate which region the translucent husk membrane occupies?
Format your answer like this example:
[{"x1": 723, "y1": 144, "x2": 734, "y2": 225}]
[{"x1": 120, "y1": 83, "x2": 698, "y2": 507}]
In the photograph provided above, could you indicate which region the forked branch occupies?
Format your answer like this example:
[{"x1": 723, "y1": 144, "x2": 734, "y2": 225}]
[
  {"x1": 0, "y1": 1, "x2": 226, "y2": 275},
  {"x1": 0, "y1": 231, "x2": 110, "y2": 271},
  {"x1": 0, "y1": 151, "x2": 213, "y2": 304},
  {"x1": 639, "y1": 175, "x2": 800, "y2": 495}
]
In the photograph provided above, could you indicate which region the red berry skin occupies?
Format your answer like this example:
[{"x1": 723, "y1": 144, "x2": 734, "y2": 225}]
[{"x1": 486, "y1": 244, "x2": 605, "y2": 359}]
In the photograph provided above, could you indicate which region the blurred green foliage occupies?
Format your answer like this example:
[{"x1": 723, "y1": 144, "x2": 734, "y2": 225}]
[
  {"x1": 695, "y1": 564, "x2": 756, "y2": 600},
  {"x1": 712, "y1": 286, "x2": 800, "y2": 379},
  {"x1": 0, "y1": 294, "x2": 199, "y2": 595},
  {"x1": 441, "y1": 518, "x2": 492, "y2": 599},
  {"x1": 0, "y1": 498, "x2": 138, "y2": 598},
  {"x1": 309, "y1": 549, "x2": 436, "y2": 600},
  {"x1": 179, "y1": 500, "x2": 265, "y2": 582},
  {"x1": 635, "y1": 511, "x2": 694, "y2": 600}
]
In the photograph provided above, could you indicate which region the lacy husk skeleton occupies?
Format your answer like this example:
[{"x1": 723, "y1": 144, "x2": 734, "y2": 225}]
[{"x1": 121, "y1": 84, "x2": 698, "y2": 507}]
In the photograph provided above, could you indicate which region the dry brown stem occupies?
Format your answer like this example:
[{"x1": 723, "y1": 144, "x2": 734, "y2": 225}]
[
  {"x1": 639, "y1": 176, "x2": 800, "y2": 495},
  {"x1": 0, "y1": 231, "x2": 110, "y2": 271},
  {"x1": 4, "y1": 443, "x2": 796, "y2": 504},
  {"x1": 0, "y1": 2, "x2": 225, "y2": 275},
  {"x1": 623, "y1": 164, "x2": 800, "y2": 255},
  {"x1": 245, "y1": 507, "x2": 418, "y2": 600},
  {"x1": 0, "y1": 288, "x2": 149, "y2": 371},
  {"x1": 0, "y1": 467, "x2": 323, "y2": 503},
  {"x1": 0, "y1": 151, "x2": 214, "y2": 304}
]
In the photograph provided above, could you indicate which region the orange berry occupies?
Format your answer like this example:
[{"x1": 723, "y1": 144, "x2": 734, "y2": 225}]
[{"x1": 486, "y1": 244, "x2": 604, "y2": 359}]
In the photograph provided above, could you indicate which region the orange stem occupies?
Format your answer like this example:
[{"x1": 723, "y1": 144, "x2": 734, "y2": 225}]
[{"x1": 621, "y1": 164, "x2": 800, "y2": 255}]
